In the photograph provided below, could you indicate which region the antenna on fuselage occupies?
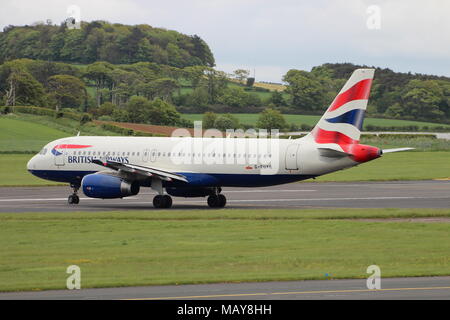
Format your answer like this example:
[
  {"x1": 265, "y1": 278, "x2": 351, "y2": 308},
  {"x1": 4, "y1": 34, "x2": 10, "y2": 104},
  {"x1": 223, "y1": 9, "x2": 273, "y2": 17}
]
[{"x1": 77, "y1": 131, "x2": 81, "y2": 136}]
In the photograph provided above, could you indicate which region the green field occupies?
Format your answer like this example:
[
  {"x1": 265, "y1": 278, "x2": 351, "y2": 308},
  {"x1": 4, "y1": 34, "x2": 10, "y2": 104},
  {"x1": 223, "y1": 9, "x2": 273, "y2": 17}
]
[
  {"x1": 0, "y1": 117, "x2": 68, "y2": 152},
  {"x1": 0, "y1": 154, "x2": 62, "y2": 186},
  {"x1": 314, "y1": 151, "x2": 450, "y2": 182},
  {"x1": 0, "y1": 209, "x2": 449, "y2": 291},
  {"x1": 182, "y1": 113, "x2": 450, "y2": 130},
  {"x1": 0, "y1": 114, "x2": 120, "y2": 152}
]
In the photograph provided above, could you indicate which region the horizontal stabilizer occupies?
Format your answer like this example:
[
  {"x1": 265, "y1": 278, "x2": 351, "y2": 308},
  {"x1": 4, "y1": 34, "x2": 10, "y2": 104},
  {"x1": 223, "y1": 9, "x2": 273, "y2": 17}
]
[
  {"x1": 318, "y1": 147, "x2": 351, "y2": 158},
  {"x1": 382, "y1": 147, "x2": 415, "y2": 154}
]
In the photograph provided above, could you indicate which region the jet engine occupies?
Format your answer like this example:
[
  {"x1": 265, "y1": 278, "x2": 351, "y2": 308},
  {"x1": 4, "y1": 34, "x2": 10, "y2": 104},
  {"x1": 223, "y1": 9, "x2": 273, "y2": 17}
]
[{"x1": 81, "y1": 173, "x2": 140, "y2": 199}]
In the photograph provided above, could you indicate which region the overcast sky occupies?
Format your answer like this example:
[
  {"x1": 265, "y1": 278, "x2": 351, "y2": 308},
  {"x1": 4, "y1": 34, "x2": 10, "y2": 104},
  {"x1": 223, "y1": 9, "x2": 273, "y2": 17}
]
[{"x1": 1, "y1": 0, "x2": 449, "y2": 82}]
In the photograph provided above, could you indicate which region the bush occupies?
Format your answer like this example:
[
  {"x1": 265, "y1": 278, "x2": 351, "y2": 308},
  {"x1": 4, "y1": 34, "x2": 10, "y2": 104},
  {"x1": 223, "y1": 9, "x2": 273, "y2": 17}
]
[
  {"x1": 98, "y1": 115, "x2": 113, "y2": 121},
  {"x1": 13, "y1": 105, "x2": 56, "y2": 117},
  {"x1": 80, "y1": 113, "x2": 92, "y2": 125},
  {"x1": 99, "y1": 123, "x2": 165, "y2": 137},
  {"x1": 0, "y1": 106, "x2": 11, "y2": 114}
]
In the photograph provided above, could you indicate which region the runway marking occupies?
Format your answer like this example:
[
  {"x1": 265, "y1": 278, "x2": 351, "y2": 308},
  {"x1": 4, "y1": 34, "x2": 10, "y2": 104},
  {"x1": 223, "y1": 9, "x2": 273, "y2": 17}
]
[
  {"x1": 124, "y1": 286, "x2": 450, "y2": 300},
  {"x1": 0, "y1": 195, "x2": 449, "y2": 204}
]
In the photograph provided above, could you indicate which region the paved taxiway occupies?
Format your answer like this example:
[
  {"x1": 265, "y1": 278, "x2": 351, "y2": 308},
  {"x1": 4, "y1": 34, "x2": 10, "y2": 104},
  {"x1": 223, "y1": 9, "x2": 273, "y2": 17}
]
[
  {"x1": 0, "y1": 277, "x2": 449, "y2": 300},
  {"x1": 0, "y1": 180, "x2": 449, "y2": 212}
]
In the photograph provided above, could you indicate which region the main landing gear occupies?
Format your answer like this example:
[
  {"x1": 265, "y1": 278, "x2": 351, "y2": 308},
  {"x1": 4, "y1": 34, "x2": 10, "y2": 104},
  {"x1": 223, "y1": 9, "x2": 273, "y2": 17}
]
[
  {"x1": 151, "y1": 187, "x2": 227, "y2": 209},
  {"x1": 207, "y1": 188, "x2": 226, "y2": 208},
  {"x1": 68, "y1": 184, "x2": 80, "y2": 205},
  {"x1": 153, "y1": 194, "x2": 173, "y2": 209},
  {"x1": 207, "y1": 194, "x2": 226, "y2": 208}
]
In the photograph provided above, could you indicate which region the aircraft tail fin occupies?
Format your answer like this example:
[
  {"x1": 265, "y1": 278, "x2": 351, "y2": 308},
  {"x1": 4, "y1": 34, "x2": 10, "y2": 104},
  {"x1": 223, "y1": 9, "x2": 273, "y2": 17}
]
[{"x1": 308, "y1": 68, "x2": 375, "y2": 145}]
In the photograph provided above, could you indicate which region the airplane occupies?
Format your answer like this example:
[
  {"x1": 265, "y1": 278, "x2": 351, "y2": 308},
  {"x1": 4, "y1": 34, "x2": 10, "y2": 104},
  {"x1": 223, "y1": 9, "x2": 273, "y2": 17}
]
[{"x1": 27, "y1": 69, "x2": 413, "y2": 208}]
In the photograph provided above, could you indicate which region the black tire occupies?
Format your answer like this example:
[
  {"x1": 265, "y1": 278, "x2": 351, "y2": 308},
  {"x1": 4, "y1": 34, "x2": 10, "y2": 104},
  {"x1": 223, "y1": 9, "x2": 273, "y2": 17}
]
[
  {"x1": 217, "y1": 194, "x2": 226, "y2": 208},
  {"x1": 163, "y1": 195, "x2": 172, "y2": 208},
  {"x1": 207, "y1": 195, "x2": 219, "y2": 208},
  {"x1": 153, "y1": 195, "x2": 164, "y2": 208},
  {"x1": 68, "y1": 194, "x2": 79, "y2": 205}
]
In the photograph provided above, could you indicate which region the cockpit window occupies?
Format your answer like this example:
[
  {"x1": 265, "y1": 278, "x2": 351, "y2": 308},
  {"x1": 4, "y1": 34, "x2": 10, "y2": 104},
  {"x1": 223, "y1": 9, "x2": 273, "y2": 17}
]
[{"x1": 39, "y1": 148, "x2": 47, "y2": 155}]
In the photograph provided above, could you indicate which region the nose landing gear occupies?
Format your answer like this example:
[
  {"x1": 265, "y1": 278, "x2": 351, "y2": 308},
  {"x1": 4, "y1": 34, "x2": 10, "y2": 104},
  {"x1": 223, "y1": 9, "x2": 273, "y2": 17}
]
[{"x1": 68, "y1": 184, "x2": 80, "y2": 205}]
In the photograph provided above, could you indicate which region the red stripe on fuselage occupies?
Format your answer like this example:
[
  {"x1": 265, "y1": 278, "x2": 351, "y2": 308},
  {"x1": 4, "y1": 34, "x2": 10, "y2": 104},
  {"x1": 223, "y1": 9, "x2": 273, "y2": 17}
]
[
  {"x1": 328, "y1": 78, "x2": 372, "y2": 112},
  {"x1": 54, "y1": 144, "x2": 92, "y2": 149}
]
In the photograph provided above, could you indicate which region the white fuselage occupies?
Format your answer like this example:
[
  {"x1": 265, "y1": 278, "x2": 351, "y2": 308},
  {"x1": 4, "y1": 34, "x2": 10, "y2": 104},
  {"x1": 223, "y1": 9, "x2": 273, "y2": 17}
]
[{"x1": 27, "y1": 135, "x2": 358, "y2": 188}]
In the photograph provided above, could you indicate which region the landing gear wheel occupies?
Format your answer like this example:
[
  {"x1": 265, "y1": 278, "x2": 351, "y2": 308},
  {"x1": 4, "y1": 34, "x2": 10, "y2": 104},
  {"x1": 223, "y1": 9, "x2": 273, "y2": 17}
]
[
  {"x1": 163, "y1": 195, "x2": 172, "y2": 208},
  {"x1": 217, "y1": 194, "x2": 226, "y2": 208},
  {"x1": 68, "y1": 183, "x2": 80, "y2": 205},
  {"x1": 153, "y1": 195, "x2": 172, "y2": 208},
  {"x1": 68, "y1": 194, "x2": 79, "y2": 205},
  {"x1": 207, "y1": 194, "x2": 226, "y2": 208}
]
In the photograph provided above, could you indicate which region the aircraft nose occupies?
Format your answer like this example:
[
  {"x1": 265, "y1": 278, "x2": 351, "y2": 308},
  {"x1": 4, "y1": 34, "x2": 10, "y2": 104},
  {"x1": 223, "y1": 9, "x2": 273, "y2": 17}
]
[{"x1": 27, "y1": 155, "x2": 37, "y2": 171}]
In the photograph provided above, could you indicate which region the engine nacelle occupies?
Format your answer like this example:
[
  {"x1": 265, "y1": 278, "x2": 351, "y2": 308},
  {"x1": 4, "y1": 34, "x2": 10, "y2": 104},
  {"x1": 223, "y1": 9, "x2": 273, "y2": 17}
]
[{"x1": 81, "y1": 173, "x2": 140, "y2": 199}]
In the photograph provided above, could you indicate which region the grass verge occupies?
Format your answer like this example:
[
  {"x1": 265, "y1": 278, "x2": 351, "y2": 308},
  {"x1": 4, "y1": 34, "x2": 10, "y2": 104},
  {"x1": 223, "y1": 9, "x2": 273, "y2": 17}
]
[
  {"x1": 0, "y1": 208, "x2": 449, "y2": 292},
  {"x1": 314, "y1": 151, "x2": 450, "y2": 181},
  {"x1": 0, "y1": 154, "x2": 62, "y2": 186}
]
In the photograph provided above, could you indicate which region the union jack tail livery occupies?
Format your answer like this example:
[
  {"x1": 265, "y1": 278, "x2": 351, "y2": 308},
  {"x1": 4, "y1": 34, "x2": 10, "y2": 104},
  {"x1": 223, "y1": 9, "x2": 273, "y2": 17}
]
[{"x1": 308, "y1": 69, "x2": 381, "y2": 163}]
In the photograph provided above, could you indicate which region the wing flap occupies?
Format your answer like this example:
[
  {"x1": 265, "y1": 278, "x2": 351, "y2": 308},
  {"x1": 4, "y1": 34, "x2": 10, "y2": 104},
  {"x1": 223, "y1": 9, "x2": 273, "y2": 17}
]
[{"x1": 92, "y1": 159, "x2": 188, "y2": 183}]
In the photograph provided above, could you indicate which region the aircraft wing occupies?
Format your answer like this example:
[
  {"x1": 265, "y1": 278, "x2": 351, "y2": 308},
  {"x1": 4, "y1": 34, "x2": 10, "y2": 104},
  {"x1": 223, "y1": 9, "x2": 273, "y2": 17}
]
[
  {"x1": 382, "y1": 147, "x2": 415, "y2": 153},
  {"x1": 92, "y1": 159, "x2": 188, "y2": 183}
]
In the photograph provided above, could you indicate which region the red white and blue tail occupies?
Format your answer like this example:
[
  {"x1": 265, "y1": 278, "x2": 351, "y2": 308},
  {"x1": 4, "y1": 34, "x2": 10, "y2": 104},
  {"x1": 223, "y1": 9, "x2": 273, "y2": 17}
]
[
  {"x1": 307, "y1": 69, "x2": 382, "y2": 162},
  {"x1": 310, "y1": 68, "x2": 374, "y2": 145}
]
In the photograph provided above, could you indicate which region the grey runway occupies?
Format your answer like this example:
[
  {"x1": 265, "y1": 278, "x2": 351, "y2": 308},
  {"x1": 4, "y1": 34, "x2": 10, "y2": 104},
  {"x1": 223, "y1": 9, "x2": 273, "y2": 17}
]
[
  {"x1": 0, "y1": 180, "x2": 449, "y2": 212},
  {"x1": 1, "y1": 277, "x2": 449, "y2": 300}
]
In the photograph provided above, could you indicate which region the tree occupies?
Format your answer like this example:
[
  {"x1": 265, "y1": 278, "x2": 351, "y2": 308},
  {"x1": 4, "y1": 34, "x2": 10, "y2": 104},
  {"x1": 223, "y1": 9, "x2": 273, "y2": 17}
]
[
  {"x1": 256, "y1": 108, "x2": 288, "y2": 132},
  {"x1": 84, "y1": 61, "x2": 114, "y2": 107},
  {"x1": 0, "y1": 60, "x2": 47, "y2": 106},
  {"x1": 0, "y1": 23, "x2": 215, "y2": 68},
  {"x1": 125, "y1": 95, "x2": 152, "y2": 123},
  {"x1": 267, "y1": 91, "x2": 286, "y2": 108},
  {"x1": 47, "y1": 75, "x2": 86, "y2": 111},
  {"x1": 283, "y1": 69, "x2": 327, "y2": 112},
  {"x1": 233, "y1": 69, "x2": 250, "y2": 83},
  {"x1": 186, "y1": 87, "x2": 209, "y2": 108},
  {"x1": 125, "y1": 96, "x2": 183, "y2": 126},
  {"x1": 204, "y1": 68, "x2": 227, "y2": 104},
  {"x1": 398, "y1": 80, "x2": 445, "y2": 121},
  {"x1": 147, "y1": 98, "x2": 183, "y2": 126},
  {"x1": 183, "y1": 65, "x2": 206, "y2": 88},
  {"x1": 202, "y1": 112, "x2": 217, "y2": 129},
  {"x1": 213, "y1": 114, "x2": 240, "y2": 131}
]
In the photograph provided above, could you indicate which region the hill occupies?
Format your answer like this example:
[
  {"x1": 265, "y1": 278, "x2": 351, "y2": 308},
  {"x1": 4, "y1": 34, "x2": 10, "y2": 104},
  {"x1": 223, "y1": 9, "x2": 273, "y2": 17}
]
[
  {"x1": 0, "y1": 21, "x2": 214, "y2": 68},
  {"x1": 0, "y1": 116, "x2": 67, "y2": 152}
]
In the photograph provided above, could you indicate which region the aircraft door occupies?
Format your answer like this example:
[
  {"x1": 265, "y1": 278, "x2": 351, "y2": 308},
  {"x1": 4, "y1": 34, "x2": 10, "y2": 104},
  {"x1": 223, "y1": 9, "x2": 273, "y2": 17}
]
[
  {"x1": 285, "y1": 144, "x2": 299, "y2": 170},
  {"x1": 53, "y1": 140, "x2": 67, "y2": 166}
]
